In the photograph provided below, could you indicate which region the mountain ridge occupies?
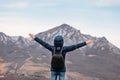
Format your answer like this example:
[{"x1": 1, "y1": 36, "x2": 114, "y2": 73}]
[{"x1": 0, "y1": 24, "x2": 120, "y2": 80}]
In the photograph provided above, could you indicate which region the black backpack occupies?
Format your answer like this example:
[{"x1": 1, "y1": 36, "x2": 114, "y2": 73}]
[{"x1": 51, "y1": 47, "x2": 64, "y2": 71}]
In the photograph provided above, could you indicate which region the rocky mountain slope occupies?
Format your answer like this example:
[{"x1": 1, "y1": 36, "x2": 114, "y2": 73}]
[{"x1": 0, "y1": 24, "x2": 120, "y2": 80}]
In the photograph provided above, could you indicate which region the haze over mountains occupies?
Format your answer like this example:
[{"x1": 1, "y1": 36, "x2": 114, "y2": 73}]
[{"x1": 0, "y1": 24, "x2": 120, "y2": 80}]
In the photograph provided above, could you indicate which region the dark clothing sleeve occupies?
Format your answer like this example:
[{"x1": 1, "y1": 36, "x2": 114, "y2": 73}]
[
  {"x1": 64, "y1": 42, "x2": 87, "y2": 52},
  {"x1": 34, "y1": 37, "x2": 53, "y2": 51}
]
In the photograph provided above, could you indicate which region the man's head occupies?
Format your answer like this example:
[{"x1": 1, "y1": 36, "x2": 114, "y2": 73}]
[{"x1": 54, "y1": 35, "x2": 64, "y2": 51}]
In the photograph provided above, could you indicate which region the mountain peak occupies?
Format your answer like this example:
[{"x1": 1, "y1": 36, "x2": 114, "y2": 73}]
[
  {"x1": 59, "y1": 23, "x2": 71, "y2": 27},
  {"x1": 39, "y1": 24, "x2": 80, "y2": 35},
  {"x1": 58, "y1": 23, "x2": 77, "y2": 30},
  {"x1": 0, "y1": 32, "x2": 7, "y2": 36},
  {"x1": 0, "y1": 32, "x2": 9, "y2": 42}
]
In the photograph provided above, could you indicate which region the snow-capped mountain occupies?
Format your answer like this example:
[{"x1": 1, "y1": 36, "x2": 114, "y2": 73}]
[
  {"x1": 36, "y1": 24, "x2": 93, "y2": 45},
  {"x1": 0, "y1": 32, "x2": 34, "y2": 62},
  {"x1": 0, "y1": 24, "x2": 120, "y2": 80},
  {"x1": 36, "y1": 24, "x2": 120, "y2": 55}
]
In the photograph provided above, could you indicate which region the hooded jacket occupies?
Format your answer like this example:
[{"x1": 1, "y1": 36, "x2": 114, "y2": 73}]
[
  {"x1": 54, "y1": 35, "x2": 64, "y2": 52},
  {"x1": 34, "y1": 35, "x2": 86, "y2": 72}
]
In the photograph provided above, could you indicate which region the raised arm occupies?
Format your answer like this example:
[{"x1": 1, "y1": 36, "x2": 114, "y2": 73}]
[
  {"x1": 29, "y1": 33, "x2": 53, "y2": 51},
  {"x1": 64, "y1": 40, "x2": 93, "y2": 52}
]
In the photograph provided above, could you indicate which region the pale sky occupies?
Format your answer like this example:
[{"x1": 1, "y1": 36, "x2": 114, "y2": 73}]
[{"x1": 0, "y1": 0, "x2": 120, "y2": 48}]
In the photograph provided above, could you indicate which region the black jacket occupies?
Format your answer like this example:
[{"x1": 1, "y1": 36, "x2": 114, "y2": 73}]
[{"x1": 34, "y1": 37, "x2": 86, "y2": 72}]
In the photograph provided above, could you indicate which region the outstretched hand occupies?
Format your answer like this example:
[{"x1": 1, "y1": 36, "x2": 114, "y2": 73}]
[
  {"x1": 86, "y1": 40, "x2": 93, "y2": 45},
  {"x1": 29, "y1": 33, "x2": 35, "y2": 39}
]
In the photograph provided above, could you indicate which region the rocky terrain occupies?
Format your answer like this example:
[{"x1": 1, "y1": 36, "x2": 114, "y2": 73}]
[{"x1": 0, "y1": 24, "x2": 120, "y2": 80}]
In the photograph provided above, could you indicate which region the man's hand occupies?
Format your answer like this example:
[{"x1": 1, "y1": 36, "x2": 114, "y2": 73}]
[
  {"x1": 29, "y1": 33, "x2": 35, "y2": 39},
  {"x1": 86, "y1": 40, "x2": 93, "y2": 45}
]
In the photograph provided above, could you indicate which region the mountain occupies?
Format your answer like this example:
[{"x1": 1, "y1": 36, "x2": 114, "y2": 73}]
[
  {"x1": 0, "y1": 24, "x2": 120, "y2": 80},
  {"x1": 36, "y1": 24, "x2": 120, "y2": 55}
]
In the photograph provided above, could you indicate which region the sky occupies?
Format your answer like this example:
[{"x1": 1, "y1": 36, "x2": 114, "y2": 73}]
[{"x1": 0, "y1": 0, "x2": 120, "y2": 48}]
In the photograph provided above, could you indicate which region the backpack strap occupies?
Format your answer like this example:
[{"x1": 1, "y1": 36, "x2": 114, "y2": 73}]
[{"x1": 54, "y1": 47, "x2": 63, "y2": 54}]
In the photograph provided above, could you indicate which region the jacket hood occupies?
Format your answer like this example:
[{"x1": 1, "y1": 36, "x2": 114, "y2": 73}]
[{"x1": 54, "y1": 35, "x2": 64, "y2": 48}]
